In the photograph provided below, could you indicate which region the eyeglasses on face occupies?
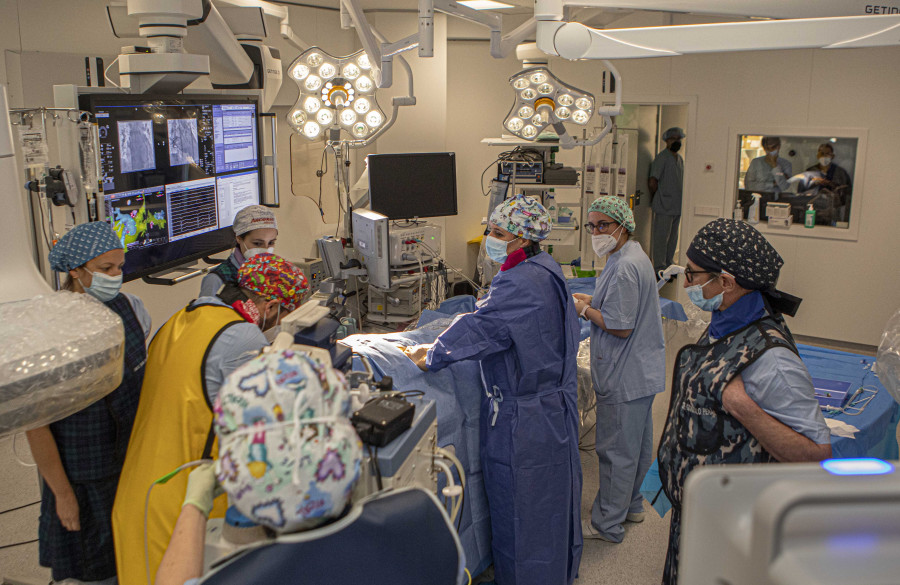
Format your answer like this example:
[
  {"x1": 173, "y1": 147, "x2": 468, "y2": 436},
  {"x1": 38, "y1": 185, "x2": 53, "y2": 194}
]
[
  {"x1": 684, "y1": 266, "x2": 719, "y2": 284},
  {"x1": 583, "y1": 221, "x2": 617, "y2": 233}
]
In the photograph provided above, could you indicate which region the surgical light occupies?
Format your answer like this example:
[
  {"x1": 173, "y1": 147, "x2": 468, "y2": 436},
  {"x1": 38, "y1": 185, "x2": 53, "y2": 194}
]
[
  {"x1": 305, "y1": 76, "x2": 322, "y2": 91},
  {"x1": 304, "y1": 121, "x2": 321, "y2": 138},
  {"x1": 304, "y1": 97, "x2": 321, "y2": 113},
  {"x1": 366, "y1": 111, "x2": 384, "y2": 127},
  {"x1": 503, "y1": 66, "x2": 596, "y2": 141},
  {"x1": 316, "y1": 109, "x2": 334, "y2": 125},
  {"x1": 354, "y1": 98, "x2": 371, "y2": 114},
  {"x1": 342, "y1": 63, "x2": 360, "y2": 79},
  {"x1": 287, "y1": 47, "x2": 387, "y2": 142},
  {"x1": 290, "y1": 110, "x2": 307, "y2": 126},
  {"x1": 319, "y1": 63, "x2": 336, "y2": 80}
]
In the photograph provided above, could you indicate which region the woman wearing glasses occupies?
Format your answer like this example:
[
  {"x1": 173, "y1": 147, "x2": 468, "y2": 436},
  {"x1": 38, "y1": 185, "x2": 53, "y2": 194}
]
[{"x1": 572, "y1": 196, "x2": 665, "y2": 544}]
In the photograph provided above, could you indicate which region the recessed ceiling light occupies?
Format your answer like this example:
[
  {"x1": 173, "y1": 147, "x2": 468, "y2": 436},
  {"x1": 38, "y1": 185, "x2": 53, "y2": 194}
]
[{"x1": 458, "y1": 0, "x2": 515, "y2": 9}]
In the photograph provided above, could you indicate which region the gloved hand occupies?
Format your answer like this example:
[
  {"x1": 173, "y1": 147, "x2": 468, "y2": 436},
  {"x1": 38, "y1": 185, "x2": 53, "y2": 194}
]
[
  {"x1": 182, "y1": 462, "x2": 224, "y2": 518},
  {"x1": 403, "y1": 344, "x2": 432, "y2": 372}
]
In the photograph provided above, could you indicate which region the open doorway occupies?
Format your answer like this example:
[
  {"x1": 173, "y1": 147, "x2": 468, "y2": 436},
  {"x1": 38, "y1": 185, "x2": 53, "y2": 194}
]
[{"x1": 610, "y1": 103, "x2": 688, "y2": 299}]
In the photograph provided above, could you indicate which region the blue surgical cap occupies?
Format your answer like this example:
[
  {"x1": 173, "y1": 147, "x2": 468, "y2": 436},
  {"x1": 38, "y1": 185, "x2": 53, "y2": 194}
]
[
  {"x1": 48, "y1": 222, "x2": 124, "y2": 272},
  {"x1": 663, "y1": 127, "x2": 685, "y2": 140}
]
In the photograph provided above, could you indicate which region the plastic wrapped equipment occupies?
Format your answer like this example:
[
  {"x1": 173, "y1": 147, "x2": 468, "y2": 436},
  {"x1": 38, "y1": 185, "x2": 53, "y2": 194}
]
[
  {"x1": 0, "y1": 291, "x2": 124, "y2": 437},
  {"x1": 876, "y1": 307, "x2": 900, "y2": 405}
]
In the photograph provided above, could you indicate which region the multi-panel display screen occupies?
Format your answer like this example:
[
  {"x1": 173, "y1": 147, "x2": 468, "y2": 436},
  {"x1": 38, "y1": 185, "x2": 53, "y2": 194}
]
[{"x1": 80, "y1": 93, "x2": 265, "y2": 280}]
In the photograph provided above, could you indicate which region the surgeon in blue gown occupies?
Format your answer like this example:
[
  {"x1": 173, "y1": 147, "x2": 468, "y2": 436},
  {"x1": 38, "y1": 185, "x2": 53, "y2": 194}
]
[{"x1": 404, "y1": 194, "x2": 583, "y2": 585}]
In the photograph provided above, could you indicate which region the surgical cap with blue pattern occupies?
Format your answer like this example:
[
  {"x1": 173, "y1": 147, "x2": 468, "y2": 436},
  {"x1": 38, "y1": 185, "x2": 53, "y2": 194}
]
[
  {"x1": 489, "y1": 194, "x2": 552, "y2": 241},
  {"x1": 48, "y1": 222, "x2": 124, "y2": 272}
]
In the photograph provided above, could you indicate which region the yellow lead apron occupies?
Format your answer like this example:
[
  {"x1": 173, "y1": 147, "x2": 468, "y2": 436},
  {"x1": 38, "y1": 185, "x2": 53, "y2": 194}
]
[{"x1": 112, "y1": 302, "x2": 248, "y2": 585}]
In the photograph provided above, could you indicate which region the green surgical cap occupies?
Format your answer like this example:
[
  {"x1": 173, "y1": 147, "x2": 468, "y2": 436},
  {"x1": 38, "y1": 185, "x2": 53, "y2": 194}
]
[{"x1": 588, "y1": 196, "x2": 636, "y2": 233}]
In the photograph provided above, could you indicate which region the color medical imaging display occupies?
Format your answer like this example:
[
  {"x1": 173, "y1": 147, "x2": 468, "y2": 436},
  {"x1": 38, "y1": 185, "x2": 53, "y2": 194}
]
[
  {"x1": 735, "y1": 134, "x2": 858, "y2": 228},
  {"x1": 82, "y1": 94, "x2": 264, "y2": 279}
]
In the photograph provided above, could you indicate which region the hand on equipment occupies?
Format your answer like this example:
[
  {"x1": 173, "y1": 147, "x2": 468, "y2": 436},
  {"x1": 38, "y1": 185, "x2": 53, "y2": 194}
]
[
  {"x1": 56, "y1": 488, "x2": 81, "y2": 531},
  {"x1": 403, "y1": 344, "x2": 432, "y2": 372},
  {"x1": 182, "y1": 462, "x2": 224, "y2": 518}
]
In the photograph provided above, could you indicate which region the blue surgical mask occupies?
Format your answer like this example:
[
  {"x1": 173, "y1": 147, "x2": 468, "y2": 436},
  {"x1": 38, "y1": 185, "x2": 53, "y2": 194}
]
[
  {"x1": 686, "y1": 278, "x2": 722, "y2": 312},
  {"x1": 485, "y1": 235, "x2": 510, "y2": 264},
  {"x1": 80, "y1": 271, "x2": 123, "y2": 303}
]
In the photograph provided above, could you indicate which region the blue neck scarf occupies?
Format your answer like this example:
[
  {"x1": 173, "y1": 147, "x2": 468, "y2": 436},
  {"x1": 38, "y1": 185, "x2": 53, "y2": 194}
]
[{"x1": 710, "y1": 290, "x2": 767, "y2": 339}]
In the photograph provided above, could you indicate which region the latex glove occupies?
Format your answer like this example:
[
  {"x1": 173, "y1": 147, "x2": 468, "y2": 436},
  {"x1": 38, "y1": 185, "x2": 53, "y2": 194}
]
[
  {"x1": 55, "y1": 488, "x2": 81, "y2": 531},
  {"x1": 182, "y1": 462, "x2": 224, "y2": 518},
  {"x1": 403, "y1": 344, "x2": 432, "y2": 372},
  {"x1": 572, "y1": 293, "x2": 592, "y2": 304}
]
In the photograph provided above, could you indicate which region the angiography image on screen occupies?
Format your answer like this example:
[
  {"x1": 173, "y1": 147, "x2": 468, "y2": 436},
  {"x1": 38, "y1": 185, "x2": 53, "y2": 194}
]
[
  {"x1": 168, "y1": 118, "x2": 200, "y2": 167},
  {"x1": 84, "y1": 94, "x2": 264, "y2": 281},
  {"x1": 106, "y1": 187, "x2": 169, "y2": 250},
  {"x1": 117, "y1": 120, "x2": 156, "y2": 173}
]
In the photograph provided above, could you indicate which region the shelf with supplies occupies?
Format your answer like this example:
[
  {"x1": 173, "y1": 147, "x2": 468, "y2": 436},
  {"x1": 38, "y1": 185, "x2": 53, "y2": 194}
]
[
  {"x1": 483, "y1": 135, "x2": 588, "y2": 264},
  {"x1": 517, "y1": 183, "x2": 581, "y2": 191}
]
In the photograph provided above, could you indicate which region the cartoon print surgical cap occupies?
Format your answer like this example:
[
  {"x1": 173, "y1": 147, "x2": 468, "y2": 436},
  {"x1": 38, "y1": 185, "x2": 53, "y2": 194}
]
[
  {"x1": 215, "y1": 349, "x2": 362, "y2": 533},
  {"x1": 237, "y1": 253, "x2": 309, "y2": 311},
  {"x1": 48, "y1": 222, "x2": 124, "y2": 272},
  {"x1": 489, "y1": 193, "x2": 552, "y2": 241},
  {"x1": 588, "y1": 196, "x2": 636, "y2": 233}
]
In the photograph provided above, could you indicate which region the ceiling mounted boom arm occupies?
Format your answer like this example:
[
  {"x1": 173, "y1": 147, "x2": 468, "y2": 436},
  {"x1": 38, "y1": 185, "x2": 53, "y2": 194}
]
[
  {"x1": 535, "y1": 0, "x2": 900, "y2": 60},
  {"x1": 340, "y1": 0, "x2": 533, "y2": 88}
]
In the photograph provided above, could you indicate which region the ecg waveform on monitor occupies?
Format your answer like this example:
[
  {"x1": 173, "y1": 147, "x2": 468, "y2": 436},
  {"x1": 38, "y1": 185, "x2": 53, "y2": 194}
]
[{"x1": 167, "y1": 179, "x2": 218, "y2": 241}]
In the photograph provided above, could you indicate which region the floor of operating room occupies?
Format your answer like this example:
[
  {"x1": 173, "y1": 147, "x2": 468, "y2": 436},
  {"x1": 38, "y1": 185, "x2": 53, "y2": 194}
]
[{"x1": 0, "y1": 335, "x2": 882, "y2": 585}]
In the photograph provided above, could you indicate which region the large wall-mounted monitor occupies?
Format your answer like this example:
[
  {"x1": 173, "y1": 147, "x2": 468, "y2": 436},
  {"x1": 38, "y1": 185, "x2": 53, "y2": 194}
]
[
  {"x1": 367, "y1": 152, "x2": 458, "y2": 221},
  {"x1": 79, "y1": 93, "x2": 265, "y2": 281}
]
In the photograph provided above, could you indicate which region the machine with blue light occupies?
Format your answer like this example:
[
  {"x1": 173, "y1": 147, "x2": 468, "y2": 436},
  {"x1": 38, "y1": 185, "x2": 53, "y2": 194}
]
[{"x1": 680, "y1": 458, "x2": 900, "y2": 585}]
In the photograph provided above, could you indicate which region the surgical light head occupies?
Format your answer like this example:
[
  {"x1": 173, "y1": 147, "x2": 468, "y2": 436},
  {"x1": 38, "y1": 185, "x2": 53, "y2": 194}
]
[
  {"x1": 503, "y1": 67, "x2": 594, "y2": 141},
  {"x1": 287, "y1": 48, "x2": 386, "y2": 143}
]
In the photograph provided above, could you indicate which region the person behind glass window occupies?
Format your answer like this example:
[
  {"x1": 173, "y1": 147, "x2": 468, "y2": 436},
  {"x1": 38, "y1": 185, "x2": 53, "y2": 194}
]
[
  {"x1": 744, "y1": 136, "x2": 793, "y2": 198},
  {"x1": 805, "y1": 142, "x2": 853, "y2": 222}
]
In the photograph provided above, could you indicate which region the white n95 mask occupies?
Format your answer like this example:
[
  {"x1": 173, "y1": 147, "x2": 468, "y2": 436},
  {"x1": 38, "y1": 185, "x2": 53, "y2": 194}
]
[
  {"x1": 591, "y1": 224, "x2": 623, "y2": 258},
  {"x1": 215, "y1": 349, "x2": 362, "y2": 533},
  {"x1": 244, "y1": 246, "x2": 275, "y2": 259}
]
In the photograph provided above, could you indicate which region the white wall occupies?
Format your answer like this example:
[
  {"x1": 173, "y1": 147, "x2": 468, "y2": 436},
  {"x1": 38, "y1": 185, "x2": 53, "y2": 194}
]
[
  {"x1": 4, "y1": 1, "x2": 899, "y2": 344},
  {"x1": 444, "y1": 44, "x2": 900, "y2": 345}
]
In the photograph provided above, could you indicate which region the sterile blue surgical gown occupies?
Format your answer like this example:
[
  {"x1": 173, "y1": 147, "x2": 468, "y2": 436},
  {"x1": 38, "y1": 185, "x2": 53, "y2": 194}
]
[{"x1": 427, "y1": 250, "x2": 583, "y2": 585}]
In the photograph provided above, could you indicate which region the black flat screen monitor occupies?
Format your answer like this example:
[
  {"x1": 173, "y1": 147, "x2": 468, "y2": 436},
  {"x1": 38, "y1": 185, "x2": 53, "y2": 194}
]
[
  {"x1": 79, "y1": 93, "x2": 265, "y2": 281},
  {"x1": 367, "y1": 152, "x2": 458, "y2": 220}
]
